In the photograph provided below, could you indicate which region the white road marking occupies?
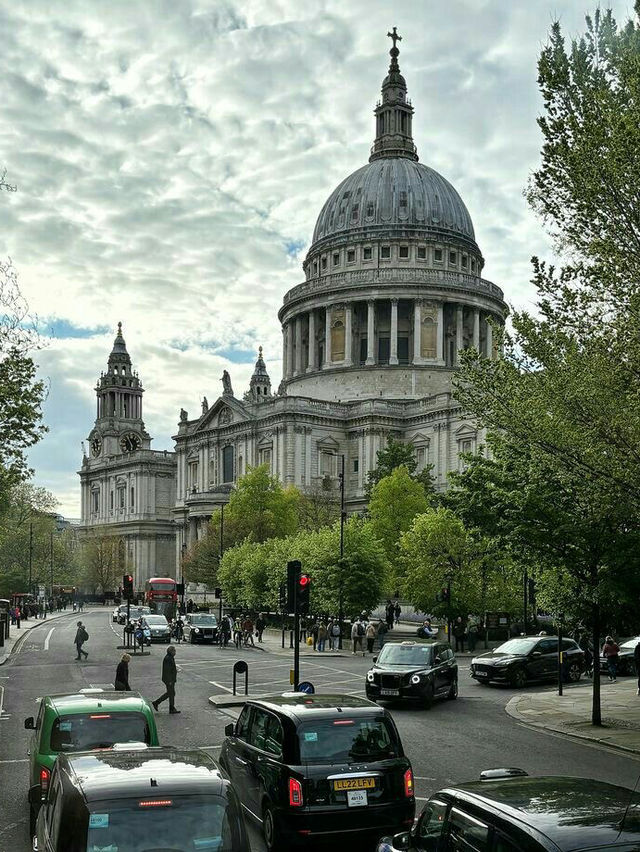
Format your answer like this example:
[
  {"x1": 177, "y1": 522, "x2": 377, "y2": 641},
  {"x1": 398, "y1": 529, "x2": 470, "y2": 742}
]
[
  {"x1": 415, "y1": 796, "x2": 429, "y2": 801},
  {"x1": 414, "y1": 777, "x2": 437, "y2": 781},
  {"x1": 44, "y1": 627, "x2": 55, "y2": 650},
  {"x1": 209, "y1": 681, "x2": 233, "y2": 694},
  {"x1": 0, "y1": 758, "x2": 28, "y2": 763}
]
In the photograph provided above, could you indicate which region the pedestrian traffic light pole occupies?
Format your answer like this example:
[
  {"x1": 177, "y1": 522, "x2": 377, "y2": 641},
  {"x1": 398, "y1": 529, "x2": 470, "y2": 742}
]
[
  {"x1": 218, "y1": 503, "x2": 224, "y2": 621},
  {"x1": 293, "y1": 569, "x2": 300, "y2": 692},
  {"x1": 338, "y1": 454, "x2": 345, "y2": 651}
]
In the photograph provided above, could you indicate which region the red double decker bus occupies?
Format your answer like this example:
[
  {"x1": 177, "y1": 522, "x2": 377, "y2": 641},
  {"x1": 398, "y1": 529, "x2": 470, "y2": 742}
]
[{"x1": 145, "y1": 577, "x2": 178, "y2": 619}]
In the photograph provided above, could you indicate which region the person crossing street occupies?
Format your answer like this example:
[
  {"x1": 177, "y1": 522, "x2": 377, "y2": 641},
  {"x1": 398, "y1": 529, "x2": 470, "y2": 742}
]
[
  {"x1": 74, "y1": 621, "x2": 89, "y2": 660},
  {"x1": 153, "y1": 645, "x2": 180, "y2": 714}
]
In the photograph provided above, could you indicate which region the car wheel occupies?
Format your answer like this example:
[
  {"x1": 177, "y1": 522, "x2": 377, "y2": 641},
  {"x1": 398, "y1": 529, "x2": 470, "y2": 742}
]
[
  {"x1": 262, "y1": 802, "x2": 280, "y2": 852},
  {"x1": 447, "y1": 678, "x2": 458, "y2": 700},
  {"x1": 567, "y1": 662, "x2": 582, "y2": 683},
  {"x1": 423, "y1": 681, "x2": 435, "y2": 709},
  {"x1": 509, "y1": 668, "x2": 527, "y2": 689}
]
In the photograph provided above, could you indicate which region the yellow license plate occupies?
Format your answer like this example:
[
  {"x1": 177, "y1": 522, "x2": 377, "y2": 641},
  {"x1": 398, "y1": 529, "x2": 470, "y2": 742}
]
[{"x1": 333, "y1": 777, "x2": 375, "y2": 791}]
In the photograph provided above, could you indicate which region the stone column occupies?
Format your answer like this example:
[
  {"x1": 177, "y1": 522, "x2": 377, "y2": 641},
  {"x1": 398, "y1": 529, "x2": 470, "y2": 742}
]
[
  {"x1": 307, "y1": 310, "x2": 316, "y2": 372},
  {"x1": 305, "y1": 427, "x2": 312, "y2": 486},
  {"x1": 287, "y1": 321, "x2": 295, "y2": 378},
  {"x1": 366, "y1": 300, "x2": 375, "y2": 365},
  {"x1": 345, "y1": 303, "x2": 353, "y2": 366},
  {"x1": 456, "y1": 305, "x2": 464, "y2": 363},
  {"x1": 282, "y1": 326, "x2": 288, "y2": 379},
  {"x1": 473, "y1": 308, "x2": 480, "y2": 350},
  {"x1": 486, "y1": 314, "x2": 493, "y2": 359},
  {"x1": 295, "y1": 315, "x2": 303, "y2": 375},
  {"x1": 413, "y1": 299, "x2": 422, "y2": 364},
  {"x1": 437, "y1": 302, "x2": 445, "y2": 364},
  {"x1": 390, "y1": 298, "x2": 399, "y2": 365},
  {"x1": 324, "y1": 306, "x2": 332, "y2": 367}
]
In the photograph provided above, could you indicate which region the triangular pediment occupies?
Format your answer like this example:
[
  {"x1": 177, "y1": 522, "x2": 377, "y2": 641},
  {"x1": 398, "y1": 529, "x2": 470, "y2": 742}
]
[
  {"x1": 194, "y1": 396, "x2": 251, "y2": 432},
  {"x1": 455, "y1": 424, "x2": 477, "y2": 438},
  {"x1": 410, "y1": 432, "x2": 430, "y2": 444},
  {"x1": 317, "y1": 435, "x2": 340, "y2": 449}
]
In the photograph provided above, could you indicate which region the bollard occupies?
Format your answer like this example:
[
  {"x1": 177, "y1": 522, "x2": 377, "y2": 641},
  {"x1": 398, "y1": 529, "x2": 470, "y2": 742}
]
[
  {"x1": 232, "y1": 660, "x2": 249, "y2": 696},
  {"x1": 0, "y1": 615, "x2": 4, "y2": 647}
]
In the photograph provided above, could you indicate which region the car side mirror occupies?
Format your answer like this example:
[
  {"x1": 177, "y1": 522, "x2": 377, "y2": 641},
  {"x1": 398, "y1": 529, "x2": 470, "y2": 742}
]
[
  {"x1": 24, "y1": 716, "x2": 35, "y2": 730},
  {"x1": 224, "y1": 723, "x2": 234, "y2": 737},
  {"x1": 391, "y1": 831, "x2": 411, "y2": 851},
  {"x1": 531, "y1": 651, "x2": 541, "y2": 657},
  {"x1": 434, "y1": 655, "x2": 442, "y2": 664}
]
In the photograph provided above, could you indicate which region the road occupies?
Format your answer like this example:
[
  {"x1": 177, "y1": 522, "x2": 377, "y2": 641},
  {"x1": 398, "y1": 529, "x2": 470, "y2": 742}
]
[{"x1": 1, "y1": 609, "x2": 638, "y2": 852}]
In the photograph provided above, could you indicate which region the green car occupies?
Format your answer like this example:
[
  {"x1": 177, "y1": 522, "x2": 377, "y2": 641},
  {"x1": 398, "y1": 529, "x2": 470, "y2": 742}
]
[{"x1": 25, "y1": 689, "x2": 158, "y2": 832}]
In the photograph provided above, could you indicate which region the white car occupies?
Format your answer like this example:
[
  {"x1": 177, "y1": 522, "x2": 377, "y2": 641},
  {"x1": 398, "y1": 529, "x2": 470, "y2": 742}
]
[{"x1": 141, "y1": 614, "x2": 171, "y2": 642}]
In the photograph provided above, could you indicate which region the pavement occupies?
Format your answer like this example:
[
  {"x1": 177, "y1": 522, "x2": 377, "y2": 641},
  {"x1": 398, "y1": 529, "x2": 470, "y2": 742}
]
[
  {"x1": 0, "y1": 607, "x2": 96, "y2": 666},
  {"x1": 506, "y1": 678, "x2": 640, "y2": 755}
]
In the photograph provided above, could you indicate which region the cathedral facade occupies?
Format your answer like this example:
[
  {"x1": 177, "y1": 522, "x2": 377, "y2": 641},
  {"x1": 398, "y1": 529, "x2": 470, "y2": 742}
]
[{"x1": 79, "y1": 35, "x2": 507, "y2": 588}]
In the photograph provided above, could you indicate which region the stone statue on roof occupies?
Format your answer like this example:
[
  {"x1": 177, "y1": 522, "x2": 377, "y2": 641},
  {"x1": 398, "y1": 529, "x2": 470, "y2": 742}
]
[
  {"x1": 222, "y1": 370, "x2": 233, "y2": 396},
  {"x1": 201, "y1": 396, "x2": 208, "y2": 414},
  {"x1": 179, "y1": 407, "x2": 188, "y2": 422}
]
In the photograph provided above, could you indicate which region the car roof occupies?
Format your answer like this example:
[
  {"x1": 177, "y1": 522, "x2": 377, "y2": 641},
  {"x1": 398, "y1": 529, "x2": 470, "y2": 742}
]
[
  {"x1": 249, "y1": 693, "x2": 384, "y2": 723},
  {"x1": 59, "y1": 747, "x2": 226, "y2": 802},
  {"x1": 444, "y1": 776, "x2": 640, "y2": 850},
  {"x1": 382, "y1": 639, "x2": 440, "y2": 647},
  {"x1": 45, "y1": 692, "x2": 151, "y2": 714}
]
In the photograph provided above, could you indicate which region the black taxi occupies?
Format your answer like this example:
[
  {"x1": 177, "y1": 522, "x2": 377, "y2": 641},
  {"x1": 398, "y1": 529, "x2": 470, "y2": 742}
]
[
  {"x1": 219, "y1": 692, "x2": 415, "y2": 850},
  {"x1": 33, "y1": 745, "x2": 248, "y2": 851},
  {"x1": 366, "y1": 640, "x2": 458, "y2": 707},
  {"x1": 376, "y1": 769, "x2": 640, "y2": 852}
]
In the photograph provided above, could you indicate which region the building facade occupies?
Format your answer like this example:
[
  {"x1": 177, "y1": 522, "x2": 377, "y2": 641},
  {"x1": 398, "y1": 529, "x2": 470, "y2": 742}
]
[
  {"x1": 78, "y1": 323, "x2": 177, "y2": 587},
  {"x1": 79, "y1": 34, "x2": 507, "y2": 583}
]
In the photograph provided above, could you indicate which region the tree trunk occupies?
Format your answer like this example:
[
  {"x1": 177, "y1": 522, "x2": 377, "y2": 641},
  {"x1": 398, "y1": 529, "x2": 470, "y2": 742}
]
[{"x1": 591, "y1": 601, "x2": 601, "y2": 726}]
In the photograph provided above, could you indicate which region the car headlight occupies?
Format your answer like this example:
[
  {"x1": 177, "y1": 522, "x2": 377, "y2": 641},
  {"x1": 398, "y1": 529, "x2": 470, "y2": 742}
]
[
  {"x1": 411, "y1": 673, "x2": 422, "y2": 685},
  {"x1": 366, "y1": 671, "x2": 375, "y2": 683},
  {"x1": 493, "y1": 659, "x2": 510, "y2": 667},
  {"x1": 194, "y1": 628, "x2": 200, "y2": 633}
]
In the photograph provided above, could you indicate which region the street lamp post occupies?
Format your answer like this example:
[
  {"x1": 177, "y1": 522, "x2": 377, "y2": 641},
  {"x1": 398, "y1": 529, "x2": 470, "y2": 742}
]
[
  {"x1": 28, "y1": 521, "x2": 33, "y2": 594},
  {"x1": 338, "y1": 454, "x2": 345, "y2": 650},
  {"x1": 50, "y1": 531, "x2": 54, "y2": 601},
  {"x1": 218, "y1": 503, "x2": 224, "y2": 621}
]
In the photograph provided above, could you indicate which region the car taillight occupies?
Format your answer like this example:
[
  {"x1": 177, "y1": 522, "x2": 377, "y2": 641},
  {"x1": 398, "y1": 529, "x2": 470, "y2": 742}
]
[
  {"x1": 39, "y1": 766, "x2": 50, "y2": 793},
  {"x1": 289, "y1": 777, "x2": 303, "y2": 807},
  {"x1": 404, "y1": 768, "x2": 414, "y2": 798}
]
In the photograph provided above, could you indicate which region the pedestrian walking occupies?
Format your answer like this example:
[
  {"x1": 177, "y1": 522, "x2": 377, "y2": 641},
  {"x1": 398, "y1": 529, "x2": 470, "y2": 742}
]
[
  {"x1": 233, "y1": 616, "x2": 242, "y2": 648},
  {"x1": 634, "y1": 641, "x2": 640, "y2": 695},
  {"x1": 329, "y1": 618, "x2": 340, "y2": 650},
  {"x1": 256, "y1": 613, "x2": 266, "y2": 643},
  {"x1": 220, "y1": 615, "x2": 231, "y2": 648},
  {"x1": 467, "y1": 615, "x2": 479, "y2": 653},
  {"x1": 242, "y1": 614, "x2": 254, "y2": 647},
  {"x1": 452, "y1": 616, "x2": 466, "y2": 653},
  {"x1": 377, "y1": 619, "x2": 388, "y2": 649},
  {"x1": 74, "y1": 621, "x2": 89, "y2": 660},
  {"x1": 351, "y1": 617, "x2": 365, "y2": 656},
  {"x1": 365, "y1": 620, "x2": 377, "y2": 654},
  {"x1": 317, "y1": 621, "x2": 327, "y2": 652},
  {"x1": 394, "y1": 602, "x2": 401, "y2": 625},
  {"x1": 153, "y1": 646, "x2": 180, "y2": 713},
  {"x1": 602, "y1": 635, "x2": 620, "y2": 682},
  {"x1": 15, "y1": 606, "x2": 21, "y2": 629},
  {"x1": 311, "y1": 620, "x2": 319, "y2": 651},
  {"x1": 385, "y1": 600, "x2": 394, "y2": 630},
  {"x1": 578, "y1": 633, "x2": 593, "y2": 678},
  {"x1": 114, "y1": 653, "x2": 131, "y2": 691}
]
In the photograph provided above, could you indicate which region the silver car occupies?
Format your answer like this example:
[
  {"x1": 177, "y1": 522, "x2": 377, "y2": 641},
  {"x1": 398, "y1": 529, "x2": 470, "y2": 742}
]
[{"x1": 141, "y1": 614, "x2": 171, "y2": 643}]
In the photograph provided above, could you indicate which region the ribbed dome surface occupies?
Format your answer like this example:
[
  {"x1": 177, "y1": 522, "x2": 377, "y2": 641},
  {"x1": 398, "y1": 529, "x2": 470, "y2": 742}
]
[{"x1": 311, "y1": 158, "x2": 475, "y2": 247}]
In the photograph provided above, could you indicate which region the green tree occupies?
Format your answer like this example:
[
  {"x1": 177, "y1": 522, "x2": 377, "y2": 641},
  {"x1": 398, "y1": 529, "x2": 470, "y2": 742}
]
[
  {"x1": 368, "y1": 466, "x2": 429, "y2": 584},
  {"x1": 78, "y1": 533, "x2": 127, "y2": 593},
  {"x1": 365, "y1": 436, "x2": 434, "y2": 499}
]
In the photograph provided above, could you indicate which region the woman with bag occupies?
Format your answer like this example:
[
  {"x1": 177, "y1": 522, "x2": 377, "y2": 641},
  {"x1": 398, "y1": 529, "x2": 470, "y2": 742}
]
[{"x1": 114, "y1": 654, "x2": 131, "y2": 691}]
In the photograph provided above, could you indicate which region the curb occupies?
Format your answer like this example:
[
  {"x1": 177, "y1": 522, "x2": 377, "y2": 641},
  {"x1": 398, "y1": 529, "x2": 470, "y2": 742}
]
[{"x1": 505, "y1": 695, "x2": 640, "y2": 756}]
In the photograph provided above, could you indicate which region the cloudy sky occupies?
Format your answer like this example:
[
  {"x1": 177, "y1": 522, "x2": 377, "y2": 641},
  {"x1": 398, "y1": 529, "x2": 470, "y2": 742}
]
[{"x1": 0, "y1": 0, "x2": 630, "y2": 517}]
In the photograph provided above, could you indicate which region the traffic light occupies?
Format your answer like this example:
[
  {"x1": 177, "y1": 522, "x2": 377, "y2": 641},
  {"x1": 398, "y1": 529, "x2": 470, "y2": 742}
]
[
  {"x1": 176, "y1": 582, "x2": 185, "y2": 596},
  {"x1": 286, "y1": 560, "x2": 301, "y2": 613},
  {"x1": 298, "y1": 573, "x2": 311, "y2": 615},
  {"x1": 214, "y1": 587, "x2": 222, "y2": 599},
  {"x1": 123, "y1": 574, "x2": 134, "y2": 598}
]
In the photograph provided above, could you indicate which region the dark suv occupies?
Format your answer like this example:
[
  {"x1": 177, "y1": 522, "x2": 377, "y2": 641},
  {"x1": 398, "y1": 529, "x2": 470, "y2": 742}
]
[
  {"x1": 376, "y1": 769, "x2": 640, "y2": 852},
  {"x1": 470, "y1": 636, "x2": 584, "y2": 687},
  {"x1": 219, "y1": 692, "x2": 415, "y2": 850},
  {"x1": 366, "y1": 640, "x2": 458, "y2": 707},
  {"x1": 33, "y1": 746, "x2": 248, "y2": 851}
]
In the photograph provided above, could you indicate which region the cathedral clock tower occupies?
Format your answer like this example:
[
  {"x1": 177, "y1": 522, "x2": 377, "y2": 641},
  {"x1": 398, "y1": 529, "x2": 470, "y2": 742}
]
[{"x1": 79, "y1": 324, "x2": 176, "y2": 590}]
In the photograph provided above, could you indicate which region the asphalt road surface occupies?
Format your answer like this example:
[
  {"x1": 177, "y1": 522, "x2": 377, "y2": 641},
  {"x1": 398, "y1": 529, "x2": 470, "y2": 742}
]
[{"x1": 1, "y1": 609, "x2": 639, "y2": 852}]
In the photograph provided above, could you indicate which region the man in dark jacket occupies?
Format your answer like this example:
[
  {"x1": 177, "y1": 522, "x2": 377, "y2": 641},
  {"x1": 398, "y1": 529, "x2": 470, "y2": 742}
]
[
  {"x1": 634, "y1": 641, "x2": 640, "y2": 696},
  {"x1": 114, "y1": 654, "x2": 131, "y2": 690},
  {"x1": 74, "y1": 621, "x2": 88, "y2": 660},
  {"x1": 153, "y1": 646, "x2": 180, "y2": 713}
]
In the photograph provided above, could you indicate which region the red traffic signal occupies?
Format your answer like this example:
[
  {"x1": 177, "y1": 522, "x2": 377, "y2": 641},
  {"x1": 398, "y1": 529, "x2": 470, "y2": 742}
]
[{"x1": 299, "y1": 574, "x2": 311, "y2": 587}]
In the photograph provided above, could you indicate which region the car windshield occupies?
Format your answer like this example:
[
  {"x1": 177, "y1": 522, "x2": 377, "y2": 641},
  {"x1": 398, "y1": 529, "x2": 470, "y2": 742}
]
[
  {"x1": 377, "y1": 643, "x2": 433, "y2": 666},
  {"x1": 86, "y1": 795, "x2": 241, "y2": 852},
  {"x1": 145, "y1": 616, "x2": 167, "y2": 625},
  {"x1": 621, "y1": 637, "x2": 640, "y2": 649},
  {"x1": 50, "y1": 712, "x2": 150, "y2": 752},
  {"x1": 297, "y1": 717, "x2": 400, "y2": 764},
  {"x1": 191, "y1": 615, "x2": 217, "y2": 626},
  {"x1": 494, "y1": 638, "x2": 538, "y2": 655}
]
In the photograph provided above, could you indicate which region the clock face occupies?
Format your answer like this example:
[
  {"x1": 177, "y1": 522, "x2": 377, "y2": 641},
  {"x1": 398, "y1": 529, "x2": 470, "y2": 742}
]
[
  {"x1": 120, "y1": 432, "x2": 141, "y2": 453},
  {"x1": 90, "y1": 436, "x2": 102, "y2": 457}
]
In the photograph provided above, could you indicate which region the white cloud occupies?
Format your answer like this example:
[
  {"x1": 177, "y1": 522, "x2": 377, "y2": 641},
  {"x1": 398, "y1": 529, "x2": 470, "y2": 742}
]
[{"x1": 0, "y1": 0, "x2": 629, "y2": 515}]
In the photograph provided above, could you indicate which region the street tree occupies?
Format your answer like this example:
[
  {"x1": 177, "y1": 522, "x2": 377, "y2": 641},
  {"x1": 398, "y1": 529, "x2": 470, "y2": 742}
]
[
  {"x1": 79, "y1": 534, "x2": 127, "y2": 594},
  {"x1": 368, "y1": 466, "x2": 430, "y2": 584},
  {"x1": 365, "y1": 436, "x2": 434, "y2": 499}
]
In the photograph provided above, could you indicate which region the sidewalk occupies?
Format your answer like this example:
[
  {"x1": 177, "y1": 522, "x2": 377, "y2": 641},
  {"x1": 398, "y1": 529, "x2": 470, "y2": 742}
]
[
  {"x1": 0, "y1": 608, "x2": 94, "y2": 665},
  {"x1": 506, "y1": 679, "x2": 640, "y2": 755}
]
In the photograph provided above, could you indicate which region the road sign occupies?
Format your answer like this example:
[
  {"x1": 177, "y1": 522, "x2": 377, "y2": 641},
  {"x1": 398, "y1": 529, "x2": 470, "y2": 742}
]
[{"x1": 297, "y1": 681, "x2": 315, "y2": 694}]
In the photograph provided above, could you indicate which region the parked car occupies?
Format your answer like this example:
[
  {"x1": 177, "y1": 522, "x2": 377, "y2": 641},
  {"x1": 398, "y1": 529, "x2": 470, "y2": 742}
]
[
  {"x1": 599, "y1": 635, "x2": 640, "y2": 676},
  {"x1": 470, "y1": 636, "x2": 584, "y2": 687},
  {"x1": 140, "y1": 614, "x2": 171, "y2": 642},
  {"x1": 25, "y1": 689, "x2": 158, "y2": 832},
  {"x1": 111, "y1": 604, "x2": 127, "y2": 623},
  {"x1": 186, "y1": 612, "x2": 219, "y2": 643},
  {"x1": 219, "y1": 692, "x2": 415, "y2": 851},
  {"x1": 33, "y1": 746, "x2": 249, "y2": 851},
  {"x1": 366, "y1": 640, "x2": 458, "y2": 707},
  {"x1": 376, "y1": 768, "x2": 640, "y2": 852}
]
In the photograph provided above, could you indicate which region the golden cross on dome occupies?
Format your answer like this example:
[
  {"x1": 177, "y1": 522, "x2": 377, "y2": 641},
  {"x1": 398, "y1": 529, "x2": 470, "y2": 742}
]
[{"x1": 387, "y1": 27, "x2": 401, "y2": 50}]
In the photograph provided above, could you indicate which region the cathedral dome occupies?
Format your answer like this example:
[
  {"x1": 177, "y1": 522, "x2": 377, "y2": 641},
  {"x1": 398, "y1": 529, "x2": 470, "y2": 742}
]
[{"x1": 310, "y1": 157, "x2": 475, "y2": 249}]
